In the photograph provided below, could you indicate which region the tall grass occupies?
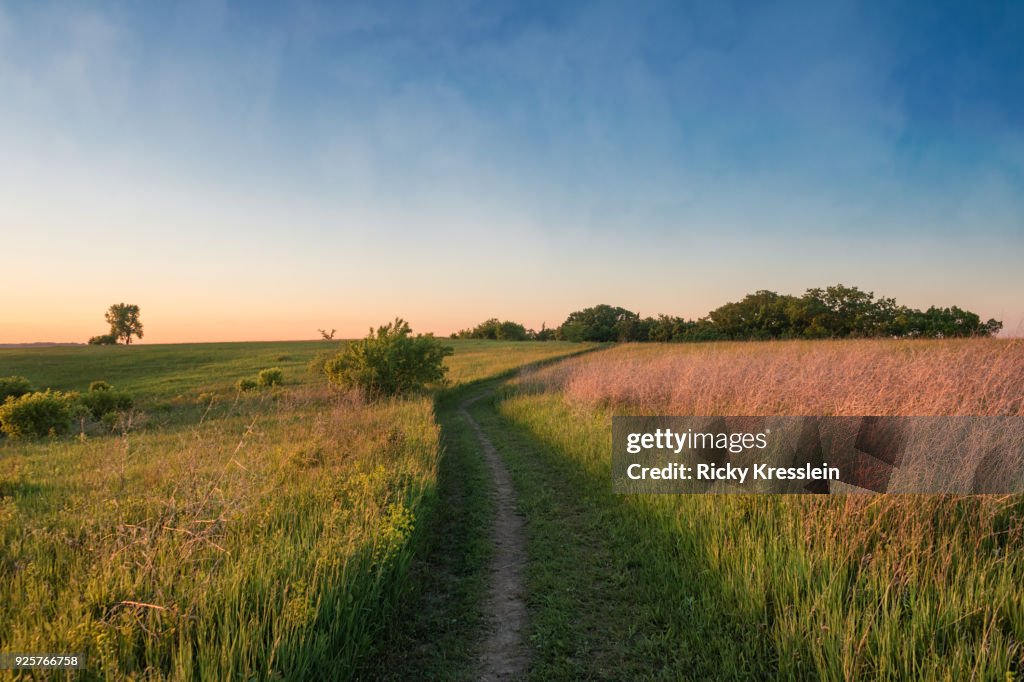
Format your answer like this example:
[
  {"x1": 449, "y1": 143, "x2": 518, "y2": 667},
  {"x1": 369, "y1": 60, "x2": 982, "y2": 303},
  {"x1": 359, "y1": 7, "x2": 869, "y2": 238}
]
[
  {"x1": 520, "y1": 338, "x2": 1024, "y2": 416},
  {"x1": 0, "y1": 339, "x2": 586, "y2": 679},
  {"x1": 0, "y1": 388, "x2": 438, "y2": 679},
  {"x1": 499, "y1": 339, "x2": 1024, "y2": 678}
]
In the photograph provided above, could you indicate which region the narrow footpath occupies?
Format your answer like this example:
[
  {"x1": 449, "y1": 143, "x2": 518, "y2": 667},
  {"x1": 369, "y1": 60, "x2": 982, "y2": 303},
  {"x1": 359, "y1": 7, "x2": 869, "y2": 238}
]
[{"x1": 459, "y1": 393, "x2": 530, "y2": 681}]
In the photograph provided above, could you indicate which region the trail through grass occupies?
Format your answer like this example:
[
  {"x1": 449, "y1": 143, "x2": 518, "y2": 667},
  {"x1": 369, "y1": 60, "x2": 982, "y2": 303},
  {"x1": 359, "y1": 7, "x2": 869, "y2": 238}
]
[
  {"x1": 468, "y1": 391, "x2": 764, "y2": 680},
  {"x1": 472, "y1": 341, "x2": 1024, "y2": 679},
  {"x1": 6, "y1": 338, "x2": 1018, "y2": 679},
  {"x1": 0, "y1": 340, "x2": 586, "y2": 679},
  {"x1": 460, "y1": 392, "x2": 529, "y2": 680}
]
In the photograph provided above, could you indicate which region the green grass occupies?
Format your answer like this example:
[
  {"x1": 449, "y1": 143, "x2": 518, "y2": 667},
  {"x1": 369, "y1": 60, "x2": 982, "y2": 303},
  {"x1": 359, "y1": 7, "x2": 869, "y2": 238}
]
[
  {"x1": 372, "y1": 348, "x2": 599, "y2": 680},
  {"x1": 488, "y1": 387, "x2": 1024, "y2": 680},
  {"x1": 466, "y1": 393, "x2": 676, "y2": 680},
  {"x1": 0, "y1": 341, "x2": 327, "y2": 400},
  {"x1": 12, "y1": 338, "x2": 1010, "y2": 679},
  {"x1": 438, "y1": 340, "x2": 586, "y2": 386},
  {"x1": 1, "y1": 386, "x2": 440, "y2": 680},
  {"x1": 0, "y1": 339, "x2": 584, "y2": 401},
  {"x1": 371, "y1": 383, "x2": 498, "y2": 681},
  {"x1": 0, "y1": 340, "x2": 587, "y2": 680}
]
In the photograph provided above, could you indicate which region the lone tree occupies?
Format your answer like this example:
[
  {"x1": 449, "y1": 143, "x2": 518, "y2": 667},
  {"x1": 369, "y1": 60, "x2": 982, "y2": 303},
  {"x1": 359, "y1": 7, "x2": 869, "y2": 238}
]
[{"x1": 105, "y1": 303, "x2": 144, "y2": 345}]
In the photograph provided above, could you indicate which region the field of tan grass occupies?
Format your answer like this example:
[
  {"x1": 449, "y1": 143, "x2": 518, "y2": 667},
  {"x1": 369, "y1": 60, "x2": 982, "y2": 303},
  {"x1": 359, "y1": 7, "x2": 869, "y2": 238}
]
[
  {"x1": 519, "y1": 338, "x2": 1024, "y2": 417},
  {"x1": 491, "y1": 338, "x2": 1024, "y2": 678}
]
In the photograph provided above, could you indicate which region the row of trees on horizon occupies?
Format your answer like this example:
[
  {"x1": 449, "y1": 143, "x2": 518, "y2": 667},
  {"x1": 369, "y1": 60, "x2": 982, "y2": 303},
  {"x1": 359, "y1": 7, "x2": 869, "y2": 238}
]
[{"x1": 452, "y1": 285, "x2": 1003, "y2": 343}]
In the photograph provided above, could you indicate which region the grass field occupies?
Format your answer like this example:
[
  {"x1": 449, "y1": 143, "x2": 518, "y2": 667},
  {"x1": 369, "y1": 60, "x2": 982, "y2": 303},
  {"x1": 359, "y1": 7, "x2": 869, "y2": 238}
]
[
  {"x1": 2, "y1": 338, "x2": 1022, "y2": 680},
  {"x1": 0, "y1": 339, "x2": 590, "y2": 402},
  {"x1": 480, "y1": 339, "x2": 1024, "y2": 679},
  {"x1": 0, "y1": 339, "x2": 584, "y2": 680}
]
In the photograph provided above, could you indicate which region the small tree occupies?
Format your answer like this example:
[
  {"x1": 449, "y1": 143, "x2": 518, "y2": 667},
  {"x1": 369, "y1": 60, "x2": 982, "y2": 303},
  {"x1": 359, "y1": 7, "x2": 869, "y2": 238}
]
[
  {"x1": 318, "y1": 328, "x2": 337, "y2": 341},
  {"x1": 105, "y1": 303, "x2": 144, "y2": 344},
  {"x1": 325, "y1": 318, "x2": 453, "y2": 398},
  {"x1": 532, "y1": 323, "x2": 557, "y2": 341}
]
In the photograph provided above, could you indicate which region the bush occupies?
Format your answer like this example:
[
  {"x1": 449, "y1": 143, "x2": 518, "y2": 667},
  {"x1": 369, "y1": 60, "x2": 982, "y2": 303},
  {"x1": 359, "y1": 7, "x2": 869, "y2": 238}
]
[
  {"x1": 236, "y1": 378, "x2": 258, "y2": 392},
  {"x1": 88, "y1": 334, "x2": 118, "y2": 345},
  {"x1": 0, "y1": 390, "x2": 78, "y2": 438},
  {"x1": 79, "y1": 383, "x2": 133, "y2": 419},
  {"x1": 324, "y1": 318, "x2": 453, "y2": 398},
  {"x1": 308, "y1": 350, "x2": 335, "y2": 378},
  {"x1": 0, "y1": 376, "x2": 33, "y2": 403},
  {"x1": 258, "y1": 368, "x2": 284, "y2": 387},
  {"x1": 100, "y1": 411, "x2": 124, "y2": 432}
]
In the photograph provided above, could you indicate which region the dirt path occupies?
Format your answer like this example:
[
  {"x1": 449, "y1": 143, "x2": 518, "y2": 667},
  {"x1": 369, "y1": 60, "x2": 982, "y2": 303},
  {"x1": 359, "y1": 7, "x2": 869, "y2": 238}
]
[{"x1": 459, "y1": 393, "x2": 529, "y2": 681}]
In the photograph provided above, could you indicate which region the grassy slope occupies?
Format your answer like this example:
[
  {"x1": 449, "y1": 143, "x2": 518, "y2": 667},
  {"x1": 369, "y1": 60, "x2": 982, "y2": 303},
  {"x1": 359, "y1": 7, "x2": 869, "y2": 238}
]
[
  {"x1": 484, "y1": 386, "x2": 1024, "y2": 680},
  {"x1": 0, "y1": 339, "x2": 586, "y2": 401},
  {"x1": 0, "y1": 341, "x2": 327, "y2": 400},
  {"x1": 12, "y1": 338, "x2": 1015, "y2": 678},
  {"x1": 0, "y1": 340, "x2": 586, "y2": 680}
]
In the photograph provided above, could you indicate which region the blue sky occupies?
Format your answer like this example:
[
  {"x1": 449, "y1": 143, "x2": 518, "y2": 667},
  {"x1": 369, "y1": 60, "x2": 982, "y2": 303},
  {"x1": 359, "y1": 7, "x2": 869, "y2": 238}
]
[{"x1": 1, "y1": 1, "x2": 1021, "y2": 341}]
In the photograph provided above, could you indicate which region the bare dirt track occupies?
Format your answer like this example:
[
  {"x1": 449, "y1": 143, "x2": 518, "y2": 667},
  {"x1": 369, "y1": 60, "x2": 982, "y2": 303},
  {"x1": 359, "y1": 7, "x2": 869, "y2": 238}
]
[{"x1": 460, "y1": 393, "x2": 530, "y2": 681}]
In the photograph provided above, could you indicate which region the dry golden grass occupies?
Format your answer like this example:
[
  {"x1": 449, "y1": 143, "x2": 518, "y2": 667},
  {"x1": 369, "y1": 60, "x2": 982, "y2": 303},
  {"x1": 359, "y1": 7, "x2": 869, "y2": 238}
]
[
  {"x1": 496, "y1": 338, "x2": 1024, "y2": 677},
  {"x1": 520, "y1": 338, "x2": 1024, "y2": 417}
]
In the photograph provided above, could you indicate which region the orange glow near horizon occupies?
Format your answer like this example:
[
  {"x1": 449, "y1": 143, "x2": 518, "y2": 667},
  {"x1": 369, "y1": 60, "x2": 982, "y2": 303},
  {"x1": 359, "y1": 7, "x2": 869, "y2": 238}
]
[{"x1": 3, "y1": 292, "x2": 1022, "y2": 345}]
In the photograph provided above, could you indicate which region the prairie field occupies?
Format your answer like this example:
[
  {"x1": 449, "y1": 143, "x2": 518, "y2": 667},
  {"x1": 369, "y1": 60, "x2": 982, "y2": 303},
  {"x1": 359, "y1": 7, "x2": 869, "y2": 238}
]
[
  {"x1": 2, "y1": 337, "x2": 1022, "y2": 680},
  {"x1": 4, "y1": 1, "x2": 1021, "y2": 678},
  {"x1": 0, "y1": 339, "x2": 583, "y2": 680},
  {"x1": 484, "y1": 338, "x2": 1024, "y2": 679},
  {"x1": 520, "y1": 338, "x2": 1024, "y2": 417}
]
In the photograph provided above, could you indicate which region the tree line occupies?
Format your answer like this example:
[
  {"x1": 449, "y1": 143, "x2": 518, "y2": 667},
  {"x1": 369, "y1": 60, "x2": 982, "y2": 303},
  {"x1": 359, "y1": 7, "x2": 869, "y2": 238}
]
[
  {"x1": 454, "y1": 285, "x2": 1002, "y2": 343},
  {"x1": 451, "y1": 318, "x2": 556, "y2": 341}
]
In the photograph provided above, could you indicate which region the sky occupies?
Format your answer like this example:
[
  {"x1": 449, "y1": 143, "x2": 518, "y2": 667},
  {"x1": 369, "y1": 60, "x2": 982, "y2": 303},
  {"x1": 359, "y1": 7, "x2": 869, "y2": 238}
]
[{"x1": 1, "y1": 0, "x2": 1022, "y2": 343}]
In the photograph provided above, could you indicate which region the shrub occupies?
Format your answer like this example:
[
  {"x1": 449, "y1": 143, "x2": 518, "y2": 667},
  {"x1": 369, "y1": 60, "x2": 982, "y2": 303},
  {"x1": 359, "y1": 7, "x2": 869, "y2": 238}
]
[
  {"x1": 79, "y1": 383, "x2": 133, "y2": 419},
  {"x1": 258, "y1": 368, "x2": 284, "y2": 387},
  {"x1": 0, "y1": 376, "x2": 33, "y2": 403},
  {"x1": 236, "y1": 378, "x2": 258, "y2": 392},
  {"x1": 100, "y1": 411, "x2": 123, "y2": 432},
  {"x1": 88, "y1": 334, "x2": 118, "y2": 345},
  {"x1": 0, "y1": 390, "x2": 78, "y2": 438},
  {"x1": 309, "y1": 350, "x2": 335, "y2": 378},
  {"x1": 324, "y1": 318, "x2": 453, "y2": 398}
]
